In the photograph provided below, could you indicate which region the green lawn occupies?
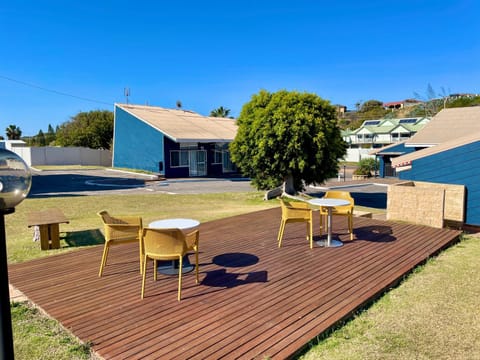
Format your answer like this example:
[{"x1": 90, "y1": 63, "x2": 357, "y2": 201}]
[
  {"x1": 6, "y1": 193, "x2": 479, "y2": 359},
  {"x1": 300, "y1": 234, "x2": 480, "y2": 360}
]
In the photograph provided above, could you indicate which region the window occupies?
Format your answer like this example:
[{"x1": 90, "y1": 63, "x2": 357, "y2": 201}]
[
  {"x1": 222, "y1": 151, "x2": 236, "y2": 173},
  {"x1": 170, "y1": 150, "x2": 189, "y2": 167},
  {"x1": 213, "y1": 143, "x2": 227, "y2": 165},
  {"x1": 213, "y1": 150, "x2": 223, "y2": 164}
]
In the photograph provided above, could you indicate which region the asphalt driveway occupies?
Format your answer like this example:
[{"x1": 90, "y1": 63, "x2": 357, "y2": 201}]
[
  {"x1": 28, "y1": 168, "x2": 391, "y2": 209},
  {"x1": 28, "y1": 168, "x2": 255, "y2": 197}
]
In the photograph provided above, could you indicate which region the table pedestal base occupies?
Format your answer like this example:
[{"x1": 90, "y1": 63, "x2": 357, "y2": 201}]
[
  {"x1": 315, "y1": 239, "x2": 344, "y2": 248},
  {"x1": 157, "y1": 258, "x2": 194, "y2": 275}
]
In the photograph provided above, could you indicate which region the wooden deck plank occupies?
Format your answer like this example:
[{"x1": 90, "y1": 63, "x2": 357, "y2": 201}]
[{"x1": 8, "y1": 208, "x2": 460, "y2": 359}]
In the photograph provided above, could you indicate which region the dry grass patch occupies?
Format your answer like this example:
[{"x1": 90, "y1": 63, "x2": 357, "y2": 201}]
[{"x1": 301, "y1": 235, "x2": 480, "y2": 360}]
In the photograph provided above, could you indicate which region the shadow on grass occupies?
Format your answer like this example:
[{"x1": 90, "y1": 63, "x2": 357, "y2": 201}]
[{"x1": 63, "y1": 229, "x2": 104, "y2": 247}]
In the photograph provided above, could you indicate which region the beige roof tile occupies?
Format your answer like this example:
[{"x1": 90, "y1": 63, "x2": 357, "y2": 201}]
[
  {"x1": 116, "y1": 103, "x2": 237, "y2": 142},
  {"x1": 405, "y1": 106, "x2": 480, "y2": 146}
]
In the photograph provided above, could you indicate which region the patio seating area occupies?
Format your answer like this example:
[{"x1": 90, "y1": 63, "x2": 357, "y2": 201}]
[{"x1": 8, "y1": 207, "x2": 461, "y2": 359}]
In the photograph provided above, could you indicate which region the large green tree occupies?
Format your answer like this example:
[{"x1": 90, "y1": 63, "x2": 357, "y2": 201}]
[
  {"x1": 230, "y1": 90, "x2": 347, "y2": 194},
  {"x1": 5, "y1": 124, "x2": 22, "y2": 140},
  {"x1": 56, "y1": 110, "x2": 113, "y2": 149}
]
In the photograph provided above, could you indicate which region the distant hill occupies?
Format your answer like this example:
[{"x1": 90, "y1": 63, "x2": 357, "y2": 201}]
[{"x1": 338, "y1": 95, "x2": 480, "y2": 130}]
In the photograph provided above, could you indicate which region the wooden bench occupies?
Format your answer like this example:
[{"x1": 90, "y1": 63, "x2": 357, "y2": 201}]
[
  {"x1": 27, "y1": 208, "x2": 69, "y2": 250},
  {"x1": 353, "y1": 210, "x2": 372, "y2": 218}
]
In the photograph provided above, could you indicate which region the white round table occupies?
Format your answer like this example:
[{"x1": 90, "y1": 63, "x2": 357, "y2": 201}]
[
  {"x1": 148, "y1": 218, "x2": 200, "y2": 231},
  {"x1": 308, "y1": 198, "x2": 350, "y2": 247},
  {"x1": 148, "y1": 218, "x2": 200, "y2": 274}
]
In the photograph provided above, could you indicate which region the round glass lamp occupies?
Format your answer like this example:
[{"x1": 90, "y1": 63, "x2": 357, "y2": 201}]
[
  {"x1": 0, "y1": 149, "x2": 32, "y2": 213},
  {"x1": 0, "y1": 148, "x2": 31, "y2": 358}
]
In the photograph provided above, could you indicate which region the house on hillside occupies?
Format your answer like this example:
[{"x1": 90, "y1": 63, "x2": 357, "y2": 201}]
[
  {"x1": 383, "y1": 99, "x2": 423, "y2": 110},
  {"x1": 112, "y1": 104, "x2": 238, "y2": 177},
  {"x1": 385, "y1": 106, "x2": 480, "y2": 226},
  {"x1": 342, "y1": 117, "x2": 430, "y2": 150}
]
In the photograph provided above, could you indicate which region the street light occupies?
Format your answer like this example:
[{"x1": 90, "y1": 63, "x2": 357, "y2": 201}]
[{"x1": 0, "y1": 149, "x2": 32, "y2": 359}]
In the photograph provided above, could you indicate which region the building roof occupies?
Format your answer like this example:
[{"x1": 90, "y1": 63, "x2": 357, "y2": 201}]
[
  {"x1": 115, "y1": 103, "x2": 237, "y2": 143},
  {"x1": 369, "y1": 140, "x2": 408, "y2": 155},
  {"x1": 405, "y1": 106, "x2": 480, "y2": 147},
  {"x1": 350, "y1": 117, "x2": 429, "y2": 135},
  {"x1": 392, "y1": 131, "x2": 480, "y2": 169}
]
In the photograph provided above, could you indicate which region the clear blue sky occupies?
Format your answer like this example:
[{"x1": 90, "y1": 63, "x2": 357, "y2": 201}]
[{"x1": 1, "y1": 0, "x2": 479, "y2": 136}]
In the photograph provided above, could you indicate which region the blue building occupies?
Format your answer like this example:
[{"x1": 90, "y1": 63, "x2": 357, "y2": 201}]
[
  {"x1": 389, "y1": 106, "x2": 480, "y2": 226},
  {"x1": 370, "y1": 141, "x2": 416, "y2": 177},
  {"x1": 112, "y1": 104, "x2": 238, "y2": 178}
]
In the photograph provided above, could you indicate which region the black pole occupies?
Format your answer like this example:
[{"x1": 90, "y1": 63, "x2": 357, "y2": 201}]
[
  {"x1": 343, "y1": 165, "x2": 346, "y2": 182},
  {"x1": 0, "y1": 209, "x2": 15, "y2": 359}
]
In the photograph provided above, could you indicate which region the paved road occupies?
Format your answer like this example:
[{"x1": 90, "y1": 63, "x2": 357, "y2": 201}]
[
  {"x1": 28, "y1": 168, "x2": 255, "y2": 197},
  {"x1": 28, "y1": 168, "x2": 392, "y2": 209}
]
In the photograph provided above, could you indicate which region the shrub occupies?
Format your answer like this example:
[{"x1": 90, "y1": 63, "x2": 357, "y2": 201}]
[{"x1": 354, "y1": 158, "x2": 378, "y2": 177}]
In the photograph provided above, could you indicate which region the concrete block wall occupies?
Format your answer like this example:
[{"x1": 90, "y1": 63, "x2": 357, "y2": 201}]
[{"x1": 387, "y1": 181, "x2": 465, "y2": 228}]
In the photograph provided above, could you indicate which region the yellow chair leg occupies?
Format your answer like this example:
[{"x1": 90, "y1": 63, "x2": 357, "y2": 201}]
[
  {"x1": 98, "y1": 243, "x2": 110, "y2": 277},
  {"x1": 319, "y1": 214, "x2": 323, "y2": 236},
  {"x1": 195, "y1": 252, "x2": 199, "y2": 284},
  {"x1": 153, "y1": 260, "x2": 157, "y2": 281},
  {"x1": 139, "y1": 240, "x2": 143, "y2": 274},
  {"x1": 277, "y1": 221, "x2": 286, "y2": 248},
  {"x1": 309, "y1": 220, "x2": 313, "y2": 249},
  {"x1": 141, "y1": 255, "x2": 148, "y2": 299},
  {"x1": 349, "y1": 215, "x2": 354, "y2": 240},
  {"x1": 178, "y1": 256, "x2": 183, "y2": 301}
]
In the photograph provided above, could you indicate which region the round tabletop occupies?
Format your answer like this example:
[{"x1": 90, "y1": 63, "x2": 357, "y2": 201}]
[
  {"x1": 148, "y1": 218, "x2": 200, "y2": 229},
  {"x1": 308, "y1": 198, "x2": 350, "y2": 207}
]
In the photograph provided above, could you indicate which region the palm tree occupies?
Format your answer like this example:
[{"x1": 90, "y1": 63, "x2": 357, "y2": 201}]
[
  {"x1": 5, "y1": 125, "x2": 22, "y2": 140},
  {"x1": 209, "y1": 106, "x2": 231, "y2": 118}
]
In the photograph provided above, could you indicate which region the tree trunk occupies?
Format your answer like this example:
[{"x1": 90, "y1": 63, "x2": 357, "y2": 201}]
[{"x1": 283, "y1": 175, "x2": 296, "y2": 195}]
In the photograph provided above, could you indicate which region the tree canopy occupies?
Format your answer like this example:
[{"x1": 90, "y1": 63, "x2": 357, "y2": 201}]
[
  {"x1": 210, "y1": 106, "x2": 231, "y2": 118},
  {"x1": 229, "y1": 90, "x2": 347, "y2": 193},
  {"x1": 55, "y1": 110, "x2": 113, "y2": 149},
  {"x1": 5, "y1": 125, "x2": 22, "y2": 140}
]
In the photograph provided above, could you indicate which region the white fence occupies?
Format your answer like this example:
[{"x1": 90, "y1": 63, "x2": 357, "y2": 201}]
[
  {"x1": 343, "y1": 148, "x2": 375, "y2": 162},
  {"x1": 3, "y1": 143, "x2": 369, "y2": 167},
  {"x1": 7, "y1": 145, "x2": 112, "y2": 167}
]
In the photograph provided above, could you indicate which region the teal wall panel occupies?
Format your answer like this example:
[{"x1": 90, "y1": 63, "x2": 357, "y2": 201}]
[{"x1": 112, "y1": 106, "x2": 165, "y2": 173}]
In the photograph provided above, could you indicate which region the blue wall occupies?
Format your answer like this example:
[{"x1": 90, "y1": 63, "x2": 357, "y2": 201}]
[
  {"x1": 398, "y1": 141, "x2": 480, "y2": 225},
  {"x1": 376, "y1": 143, "x2": 416, "y2": 177},
  {"x1": 113, "y1": 107, "x2": 165, "y2": 173}
]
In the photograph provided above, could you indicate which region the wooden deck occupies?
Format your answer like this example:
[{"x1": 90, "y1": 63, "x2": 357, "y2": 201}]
[{"x1": 8, "y1": 208, "x2": 461, "y2": 359}]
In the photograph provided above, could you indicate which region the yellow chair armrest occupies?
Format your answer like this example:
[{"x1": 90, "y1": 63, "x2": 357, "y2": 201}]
[
  {"x1": 184, "y1": 229, "x2": 199, "y2": 251},
  {"x1": 107, "y1": 216, "x2": 142, "y2": 226},
  {"x1": 288, "y1": 201, "x2": 310, "y2": 209}
]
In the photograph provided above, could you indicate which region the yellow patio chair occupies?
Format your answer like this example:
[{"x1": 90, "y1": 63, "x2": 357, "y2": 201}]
[
  {"x1": 319, "y1": 191, "x2": 354, "y2": 240},
  {"x1": 277, "y1": 197, "x2": 313, "y2": 249},
  {"x1": 141, "y1": 227, "x2": 200, "y2": 301},
  {"x1": 97, "y1": 210, "x2": 143, "y2": 277}
]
